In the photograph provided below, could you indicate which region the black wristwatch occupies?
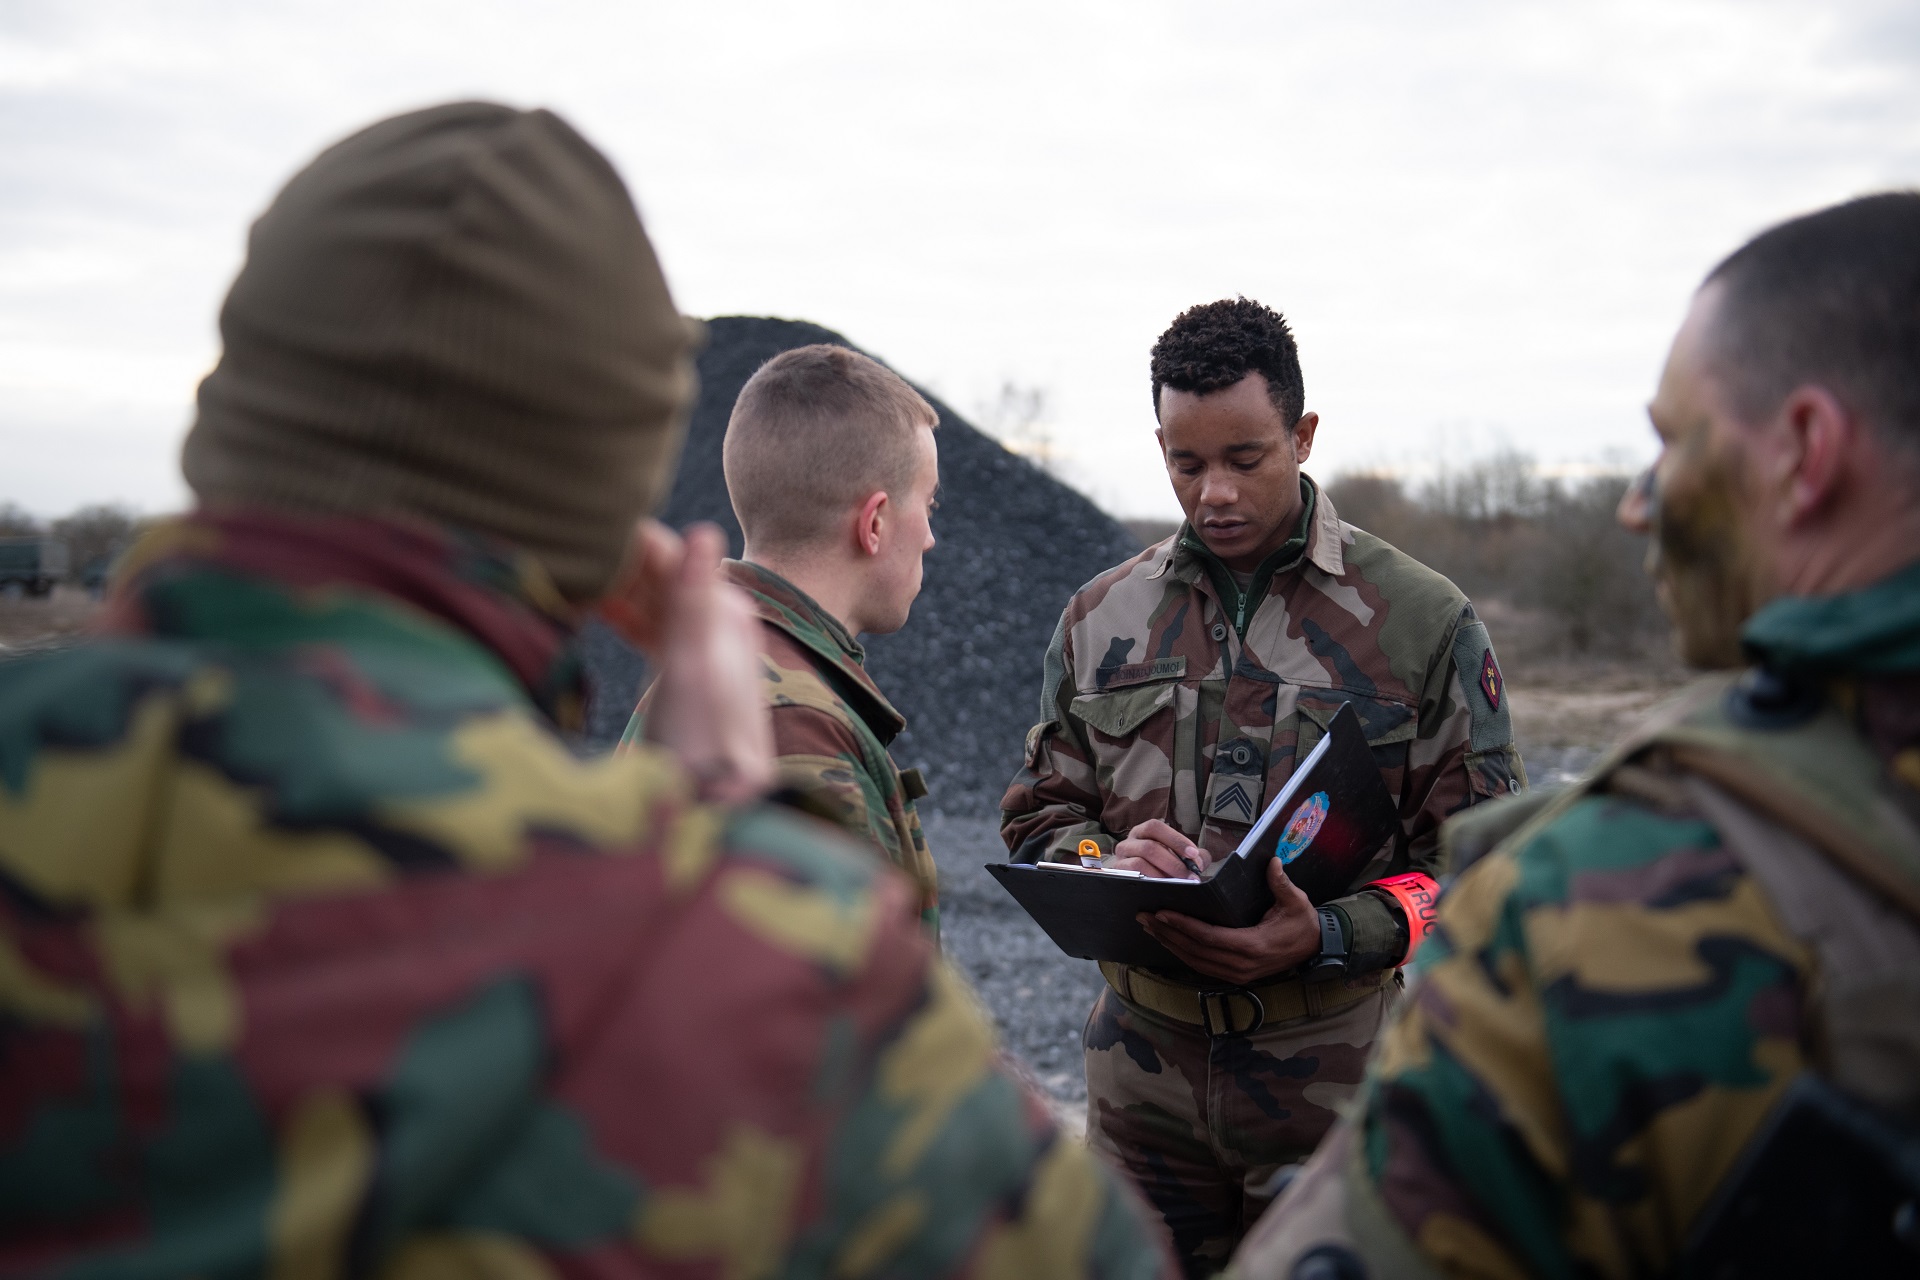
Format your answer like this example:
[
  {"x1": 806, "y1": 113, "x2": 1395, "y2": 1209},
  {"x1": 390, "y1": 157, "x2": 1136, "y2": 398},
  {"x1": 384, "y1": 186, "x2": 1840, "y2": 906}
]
[{"x1": 1303, "y1": 906, "x2": 1348, "y2": 980}]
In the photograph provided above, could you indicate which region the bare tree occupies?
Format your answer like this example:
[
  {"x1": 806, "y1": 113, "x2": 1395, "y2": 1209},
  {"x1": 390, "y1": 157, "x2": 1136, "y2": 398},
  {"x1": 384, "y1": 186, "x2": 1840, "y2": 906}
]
[
  {"x1": 0, "y1": 505, "x2": 42, "y2": 538},
  {"x1": 1324, "y1": 473, "x2": 1414, "y2": 540},
  {"x1": 1329, "y1": 456, "x2": 1665, "y2": 660},
  {"x1": 1418, "y1": 448, "x2": 1544, "y2": 522},
  {"x1": 1521, "y1": 477, "x2": 1664, "y2": 654},
  {"x1": 51, "y1": 505, "x2": 144, "y2": 582}
]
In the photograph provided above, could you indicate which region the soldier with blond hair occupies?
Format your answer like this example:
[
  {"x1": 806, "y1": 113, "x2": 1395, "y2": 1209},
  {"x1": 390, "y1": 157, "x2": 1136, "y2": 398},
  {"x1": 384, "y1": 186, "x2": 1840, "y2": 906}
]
[{"x1": 625, "y1": 342, "x2": 944, "y2": 932}]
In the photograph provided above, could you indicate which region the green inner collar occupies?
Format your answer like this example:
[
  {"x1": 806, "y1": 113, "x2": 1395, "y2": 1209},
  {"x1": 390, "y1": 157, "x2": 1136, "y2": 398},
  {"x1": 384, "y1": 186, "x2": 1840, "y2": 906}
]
[
  {"x1": 1179, "y1": 476, "x2": 1318, "y2": 640},
  {"x1": 1742, "y1": 556, "x2": 1920, "y2": 675}
]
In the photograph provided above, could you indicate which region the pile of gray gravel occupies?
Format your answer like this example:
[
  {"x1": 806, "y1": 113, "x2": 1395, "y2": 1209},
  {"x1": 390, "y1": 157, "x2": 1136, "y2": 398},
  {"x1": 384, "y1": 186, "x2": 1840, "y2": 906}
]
[
  {"x1": 580, "y1": 315, "x2": 1146, "y2": 814},
  {"x1": 927, "y1": 812, "x2": 1105, "y2": 1114}
]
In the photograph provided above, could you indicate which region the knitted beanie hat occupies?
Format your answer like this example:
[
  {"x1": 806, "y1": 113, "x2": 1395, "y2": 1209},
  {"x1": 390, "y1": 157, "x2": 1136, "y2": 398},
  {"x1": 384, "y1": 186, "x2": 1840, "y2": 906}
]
[{"x1": 182, "y1": 101, "x2": 697, "y2": 599}]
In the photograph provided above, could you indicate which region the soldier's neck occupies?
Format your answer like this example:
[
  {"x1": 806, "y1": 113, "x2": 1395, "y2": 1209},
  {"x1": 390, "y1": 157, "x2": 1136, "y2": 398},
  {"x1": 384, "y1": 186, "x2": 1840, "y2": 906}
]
[
  {"x1": 1767, "y1": 488, "x2": 1920, "y2": 603},
  {"x1": 741, "y1": 545, "x2": 867, "y2": 640}
]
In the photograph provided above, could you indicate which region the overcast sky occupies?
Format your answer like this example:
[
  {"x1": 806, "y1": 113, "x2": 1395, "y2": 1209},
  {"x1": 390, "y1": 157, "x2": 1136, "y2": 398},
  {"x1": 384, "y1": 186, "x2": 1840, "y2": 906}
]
[{"x1": 5, "y1": 0, "x2": 1919, "y2": 520}]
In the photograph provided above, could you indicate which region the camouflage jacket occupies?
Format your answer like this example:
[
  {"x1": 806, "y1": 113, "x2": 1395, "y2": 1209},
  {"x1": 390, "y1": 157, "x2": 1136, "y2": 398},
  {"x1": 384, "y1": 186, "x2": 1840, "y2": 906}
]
[
  {"x1": 1001, "y1": 478, "x2": 1525, "y2": 972},
  {"x1": 624, "y1": 560, "x2": 937, "y2": 935},
  {"x1": 0, "y1": 510, "x2": 1170, "y2": 1280},
  {"x1": 1232, "y1": 557, "x2": 1920, "y2": 1280}
]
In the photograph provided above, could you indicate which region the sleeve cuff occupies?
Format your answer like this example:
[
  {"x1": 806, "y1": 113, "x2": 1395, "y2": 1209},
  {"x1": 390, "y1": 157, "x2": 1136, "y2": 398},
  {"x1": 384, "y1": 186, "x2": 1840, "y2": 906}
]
[{"x1": 1328, "y1": 891, "x2": 1409, "y2": 974}]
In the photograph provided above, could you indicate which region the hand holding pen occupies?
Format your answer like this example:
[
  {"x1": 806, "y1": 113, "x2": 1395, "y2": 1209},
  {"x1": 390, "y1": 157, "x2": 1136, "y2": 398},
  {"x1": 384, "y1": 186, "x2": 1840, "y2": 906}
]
[{"x1": 1109, "y1": 819, "x2": 1211, "y2": 880}]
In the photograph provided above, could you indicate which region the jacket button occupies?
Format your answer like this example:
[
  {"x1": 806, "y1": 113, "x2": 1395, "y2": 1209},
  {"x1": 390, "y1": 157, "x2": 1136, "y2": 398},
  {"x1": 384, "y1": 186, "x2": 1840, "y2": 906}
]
[
  {"x1": 1231, "y1": 744, "x2": 1252, "y2": 766},
  {"x1": 1211, "y1": 622, "x2": 1228, "y2": 642}
]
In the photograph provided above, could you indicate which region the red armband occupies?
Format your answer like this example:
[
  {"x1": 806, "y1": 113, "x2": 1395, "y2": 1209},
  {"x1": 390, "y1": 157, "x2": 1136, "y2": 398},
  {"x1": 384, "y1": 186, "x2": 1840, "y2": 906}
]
[{"x1": 1368, "y1": 872, "x2": 1441, "y2": 965}]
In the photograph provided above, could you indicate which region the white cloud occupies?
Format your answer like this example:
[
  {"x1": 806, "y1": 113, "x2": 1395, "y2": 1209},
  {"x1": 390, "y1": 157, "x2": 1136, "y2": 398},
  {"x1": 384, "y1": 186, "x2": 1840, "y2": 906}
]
[{"x1": 2, "y1": 0, "x2": 1917, "y2": 517}]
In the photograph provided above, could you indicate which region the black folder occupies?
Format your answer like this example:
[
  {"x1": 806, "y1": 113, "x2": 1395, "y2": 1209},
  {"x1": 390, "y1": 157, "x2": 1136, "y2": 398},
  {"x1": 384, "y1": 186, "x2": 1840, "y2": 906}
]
[{"x1": 985, "y1": 702, "x2": 1399, "y2": 976}]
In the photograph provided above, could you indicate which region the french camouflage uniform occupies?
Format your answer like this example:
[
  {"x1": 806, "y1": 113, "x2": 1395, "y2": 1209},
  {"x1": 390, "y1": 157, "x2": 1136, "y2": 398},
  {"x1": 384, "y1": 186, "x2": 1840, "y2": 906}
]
[
  {"x1": 1232, "y1": 557, "x2": 1920, "y2": 1279},
  {"x1": 624, "y1": 559, "x2": 938, "y2": 934},
  {"x1": 0, "y1": 509, "x2": 1172, "y2": 1280},
  {"x1": 1001, "y1": 478, "x2": 1525, "y2": 1275}
]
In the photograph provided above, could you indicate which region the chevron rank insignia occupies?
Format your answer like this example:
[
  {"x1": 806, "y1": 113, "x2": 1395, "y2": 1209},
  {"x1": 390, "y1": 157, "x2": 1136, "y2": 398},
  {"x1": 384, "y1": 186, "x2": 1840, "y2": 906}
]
[
  {"x1": 1212, "y1": 780, "x2": 1255, "y2": 822},
  {"x1": 1479, "y1": 648, "x2": 1503, "y2": 712}
]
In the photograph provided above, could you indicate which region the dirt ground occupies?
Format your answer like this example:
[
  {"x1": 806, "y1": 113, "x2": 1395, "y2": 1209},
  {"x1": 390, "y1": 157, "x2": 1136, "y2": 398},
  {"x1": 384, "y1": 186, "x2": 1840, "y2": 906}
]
[{"x1": 1503, "y1": 654, "x2": 1694, "y2": 784}]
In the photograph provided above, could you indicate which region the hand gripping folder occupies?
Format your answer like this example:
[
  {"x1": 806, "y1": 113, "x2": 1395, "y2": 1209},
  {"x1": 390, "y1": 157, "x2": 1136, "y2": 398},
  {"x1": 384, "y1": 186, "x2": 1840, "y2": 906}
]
[{"x1": 986, "y1": 702, "x2": 1400, "y2": 977}]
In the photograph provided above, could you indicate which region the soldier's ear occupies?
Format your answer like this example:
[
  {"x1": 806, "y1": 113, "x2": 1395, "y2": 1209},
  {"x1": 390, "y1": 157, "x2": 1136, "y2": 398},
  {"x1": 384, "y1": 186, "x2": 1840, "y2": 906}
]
[
  {"x1": 1773, "y1": 384, "x2": 1853, "y2": 528},
  {"x1": 1292, "y1": 412, "x2": 1319, "y2": 463},
  {"x1": 854, "y1": 490, "x2": 889, "y2": 557}
]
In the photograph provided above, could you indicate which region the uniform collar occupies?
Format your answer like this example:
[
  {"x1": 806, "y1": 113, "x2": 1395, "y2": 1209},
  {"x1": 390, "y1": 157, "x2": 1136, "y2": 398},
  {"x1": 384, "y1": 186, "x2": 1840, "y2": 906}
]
[
  {"x1": 1149, "y1": 475, "x2": 1345, "y2": 585},
  {"x1": 102, "y1": 507, "x2": 585, "y2": 727},
  {"x1": 1742, "y1": 557, "x2": 1920, "y2": 676},
  {"x1": 725, "y1": 559, "x2": 907, "y2": 742},
  {"x1": 1305, "y1": 481, "x2": 1347, "y2": 576}
]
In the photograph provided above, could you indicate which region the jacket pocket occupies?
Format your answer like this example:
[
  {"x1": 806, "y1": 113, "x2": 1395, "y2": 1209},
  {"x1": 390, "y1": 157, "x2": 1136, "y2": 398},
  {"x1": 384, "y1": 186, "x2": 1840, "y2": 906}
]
[
  {"x1": 1293, "y1": 690, "x2": 1420, "y2": 805},
  {"x1": 1069, "y1": 679, "x2": 1183, "y2": 829},
  {"x1": 1071, "y1": 680, "x2": 1177, "y2": 739},
  {"x1": 1294, "y1": 689, "x2": 1417, "y2": 747}
]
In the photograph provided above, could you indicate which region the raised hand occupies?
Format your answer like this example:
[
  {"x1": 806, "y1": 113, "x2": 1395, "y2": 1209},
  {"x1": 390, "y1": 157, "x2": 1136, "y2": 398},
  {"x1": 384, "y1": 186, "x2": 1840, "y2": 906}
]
[{"x1": 603, "y1": 520, "x2": 773, "y2": 804}]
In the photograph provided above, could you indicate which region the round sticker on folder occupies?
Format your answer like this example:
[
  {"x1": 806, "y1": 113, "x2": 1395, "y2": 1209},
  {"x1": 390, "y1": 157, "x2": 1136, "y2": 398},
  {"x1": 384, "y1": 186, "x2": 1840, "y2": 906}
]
[{"x1": 1275, "y1": 791, "x2": 1329, "y2": 864}]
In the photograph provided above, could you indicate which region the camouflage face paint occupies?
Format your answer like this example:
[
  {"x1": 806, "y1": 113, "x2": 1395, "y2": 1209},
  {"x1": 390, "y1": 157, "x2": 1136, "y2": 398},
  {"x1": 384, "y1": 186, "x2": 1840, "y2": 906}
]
[
  {"x1": 1643, "y1": 285, "x2": 1769, "y2": 670},
  {"x1": 1647, "y1": 424, "x2": 1763, "y2": 668}
]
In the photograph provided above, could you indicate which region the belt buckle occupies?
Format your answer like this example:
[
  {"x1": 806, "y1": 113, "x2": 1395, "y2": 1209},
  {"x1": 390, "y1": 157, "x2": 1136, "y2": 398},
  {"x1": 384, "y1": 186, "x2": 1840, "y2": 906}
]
[{"x1": 1197, "y1": 987, "x2": 1266, "y2": 1037}]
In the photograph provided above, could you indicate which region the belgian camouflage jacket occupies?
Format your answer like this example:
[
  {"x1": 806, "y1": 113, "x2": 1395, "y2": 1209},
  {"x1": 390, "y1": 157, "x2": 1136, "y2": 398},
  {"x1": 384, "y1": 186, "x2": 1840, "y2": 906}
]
[
  {"x1": 625, "y1": 560, "x2": 938, "y2": 935},
  {"x1": 1232, "y1": 557, "x2": 1920, "y2": 1280},
  {"x1": 1001, "y1": 479, "x2": 1525, "y2": 971},
  {"x1": 0, "y1": 510, "x2": 1168, "y2": 1280}
]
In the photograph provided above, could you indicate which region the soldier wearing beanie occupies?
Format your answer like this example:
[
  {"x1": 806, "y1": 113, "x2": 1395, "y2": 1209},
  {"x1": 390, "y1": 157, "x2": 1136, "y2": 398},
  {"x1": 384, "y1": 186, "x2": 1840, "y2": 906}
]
[{"x1": 0, "y1": 103, "x2": 1172, "y2": 1279}]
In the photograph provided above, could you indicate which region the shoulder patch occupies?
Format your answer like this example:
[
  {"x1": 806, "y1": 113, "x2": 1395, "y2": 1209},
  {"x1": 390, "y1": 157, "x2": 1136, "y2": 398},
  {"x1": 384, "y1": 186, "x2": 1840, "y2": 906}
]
[{"x1": 1450, "y1": 618, "x2": 1514, "y2": 751}]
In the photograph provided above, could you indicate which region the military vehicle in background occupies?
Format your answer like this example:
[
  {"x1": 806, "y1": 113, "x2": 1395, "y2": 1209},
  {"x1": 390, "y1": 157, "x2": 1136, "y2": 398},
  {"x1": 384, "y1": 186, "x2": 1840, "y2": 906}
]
[{"x1": 0, "y1": 538, "x2": 69, "y2": 597}]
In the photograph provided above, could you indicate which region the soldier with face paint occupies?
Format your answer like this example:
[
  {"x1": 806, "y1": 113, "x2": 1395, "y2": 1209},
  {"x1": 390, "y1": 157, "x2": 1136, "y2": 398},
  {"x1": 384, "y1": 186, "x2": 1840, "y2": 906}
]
[
  {"x1": 1232, "y1": 195, "x2": 1920, "y2": 1279},
  {"x1": 1001, "y1": 299, "x2": 1526, "y2": 1277}
]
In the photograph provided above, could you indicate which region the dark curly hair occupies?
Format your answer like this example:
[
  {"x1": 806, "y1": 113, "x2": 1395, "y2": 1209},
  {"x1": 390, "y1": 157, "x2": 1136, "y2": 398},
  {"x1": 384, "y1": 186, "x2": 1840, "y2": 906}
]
[{"x1": 1149, "y1": 297, "x2": 1304, "y2": 425}]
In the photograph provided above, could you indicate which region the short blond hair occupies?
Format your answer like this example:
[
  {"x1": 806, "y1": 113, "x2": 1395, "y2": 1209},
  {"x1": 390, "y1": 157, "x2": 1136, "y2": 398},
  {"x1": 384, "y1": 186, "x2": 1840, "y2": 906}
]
[{"x1": 724, "y1": 345, "x2": 938, "y2": 550}]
